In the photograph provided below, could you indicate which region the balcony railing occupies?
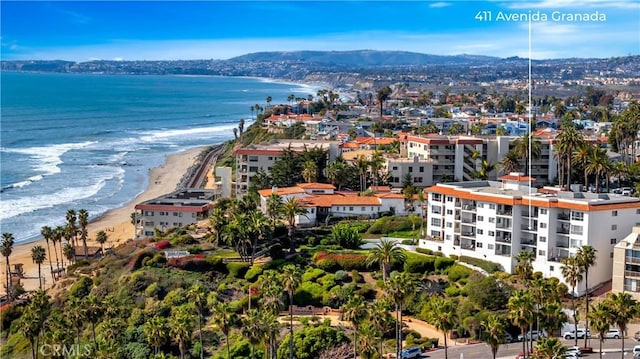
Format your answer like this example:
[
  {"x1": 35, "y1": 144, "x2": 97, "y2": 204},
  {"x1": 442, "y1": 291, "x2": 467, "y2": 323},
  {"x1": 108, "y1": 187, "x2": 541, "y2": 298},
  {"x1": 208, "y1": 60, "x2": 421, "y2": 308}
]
[
  {"x1": 496, "y1": 222, "x2": 512, "y2": 230},
  {"x1": 556, "y1": 240, "x2": 570, "y2": 249},
  {"x1": 548, "y1": 254, "x2": 569, "y2": 262},
  {"x1": 558, "y1": 213, "x2": 570, "y2": 221},
  {"x1": 496, "y1": 237, "x2": 511, "y2": 244},
  {"x1": 461, "y1": 205, "x2": 476, "y2": 211},
  {"x1": 626, "y1": 256, "x2": 640, "y2": 265},
  {"x1": 497, "y1": 209, "x2": 513, "y2": 216},
  {"x1": 461, "y1": 218, "x2": 475, "y2": 224},
  {"x1": 557, "y1": 227, "x2": 570, "y2": 234},
  {"x1": 625, "y1": 271, "x2": 640, "y2": 279},
  {"x1": 521, "y1": 224, "x2": 538, "y2": 231},
  {"x1": 461, "y1": 244, "x2": 475, "y2": 250},
  {"x1": 461, "y1": 232, "x2": 476, "y2": 238},
  {"x1": 521, "y1": 239, "x2": 536, "y2": 245}
]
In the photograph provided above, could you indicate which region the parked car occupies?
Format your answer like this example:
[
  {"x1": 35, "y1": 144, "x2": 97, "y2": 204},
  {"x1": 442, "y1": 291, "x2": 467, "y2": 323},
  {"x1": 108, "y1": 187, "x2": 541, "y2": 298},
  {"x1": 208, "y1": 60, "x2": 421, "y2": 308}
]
[
  {"x1": 561, "y1": 353, "x2": 579, "y2": 359},
  {"x1": 563, "y1": 329, "x2": 591, "y2": 339},
  {"x1": 602, "y1": 329, "x2": 622, "y2": 339},
  {"x1": 400, "y1": 347, "x2": 421, "y2": 359},
  {"x1": 565, "y1": 346, "x2": 582, "y2": 357},
  {"x1": 518, "y1": 330, "x2": 546, "y2": 341},
  {"x1": 634, "y1": 345, "x2": 640, "y2": 355},
  {"x1": 503, "y1": 333, "x2": 515, "y2": 343}
]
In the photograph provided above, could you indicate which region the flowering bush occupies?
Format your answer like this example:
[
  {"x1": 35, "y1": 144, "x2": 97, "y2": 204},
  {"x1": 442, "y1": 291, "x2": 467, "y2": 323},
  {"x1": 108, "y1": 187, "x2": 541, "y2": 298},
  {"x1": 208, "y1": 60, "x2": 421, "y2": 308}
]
[
  {"x1": 313, "y1": 251, "x2": 369, "y2": 271},
  {"x1": 155, "y1": 240, "x2": 171, "y2": 250}
]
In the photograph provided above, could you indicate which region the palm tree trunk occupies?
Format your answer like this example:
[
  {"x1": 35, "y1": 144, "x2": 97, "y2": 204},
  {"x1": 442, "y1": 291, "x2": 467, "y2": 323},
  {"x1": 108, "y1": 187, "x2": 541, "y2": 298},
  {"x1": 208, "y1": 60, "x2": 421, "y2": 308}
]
[
  {"x1": 5, "y1": 257, "x2": 11, "y2": 299},
  {"x1": 572, "y1": 290, "x2": 578, "y2": 347},
  {"x1": 38, "y1": 264, "x2": 42, "y2": 290},
  {"x1": 521, "y1": 327, "x2": 526, "y2": 355},
  {"x1": 289, "y1": 292, "x2": 294, "y2": 359},
  {"x1": 45, "y1": 241, "x2": 54, "y2": 283},
  {"x1": 399, "y1": 304, "x2": 404, "y2": 356},
  {"x1": 584, "y1": 170, "x2": 588, "y2": 192},
  {"x1": 599, "y1": 338, "x2": 603, "y2": 359},
  {"x1": 92, "y1": 322, "x2": 98, "y2": 352},
  {"x1": 288, "y1": 227, "x2": 295, "y2": 254},
  {"x1": 198, "y1": 316, "x2": 203, "y2": 359},
  {"x1": 226, "y1": 334, "x2": 231, "y2": 359},
  {"x1": 621, "y1": 330, "x2": 625, "y2": 359},
  {"x1": 584, "y1": 270, "x2": 589, "y2": 348},
  {"x1": 567, "y1": 156, "x2": 572, "y2": 188},
  {"x1": 396, "y1": 304, "x2": 400, "y2": 359},
  {"x1": 444, "y1": 333, "x2": 448, "y2": 359}
]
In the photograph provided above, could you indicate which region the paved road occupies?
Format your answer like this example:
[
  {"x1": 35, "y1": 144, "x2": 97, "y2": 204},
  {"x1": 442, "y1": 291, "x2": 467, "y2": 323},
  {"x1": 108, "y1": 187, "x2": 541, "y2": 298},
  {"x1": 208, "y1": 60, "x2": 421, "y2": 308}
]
[{"x1": 419, "y1": 337, "x2": 640, "y2": 359}]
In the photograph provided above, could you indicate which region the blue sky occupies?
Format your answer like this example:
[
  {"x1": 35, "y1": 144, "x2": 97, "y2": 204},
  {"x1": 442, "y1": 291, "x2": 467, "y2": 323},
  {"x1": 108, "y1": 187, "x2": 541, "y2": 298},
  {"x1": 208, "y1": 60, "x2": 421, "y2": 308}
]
[{"x1": 1, "y1": 1, "x2": 639, "y2": 61}]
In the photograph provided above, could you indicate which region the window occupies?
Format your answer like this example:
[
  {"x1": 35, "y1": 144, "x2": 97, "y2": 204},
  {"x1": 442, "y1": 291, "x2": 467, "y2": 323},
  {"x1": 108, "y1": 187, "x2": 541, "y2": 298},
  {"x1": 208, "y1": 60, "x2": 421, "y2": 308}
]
[
  {"x1": 570, "y1": 238, "x2": 583, "y2": 248},
  {"x1": 431, "y1": 230, "x2": 441, "y2": 237},
  {"x1": 540, "y1": 223, "x2": 547, "y2": 229},
  {"x1": 612, "y1": 224, "x2": 618, "y2": 230},
  {"x1": 445, "y1": 235, "x2": 452, "y2": 240},
  {"x1": 488, "y1": 231, "x2": 495, "y2": 236},
  {"x1": 489, "y1": 217, "x2": 495, "y2": 223},
  {"x1": 311, "y1": 208, "x2": 315, "y2": 213},
  {"x1": 611, "y1": 252, "x2": 614, "y2": 258},
  {"x1": 360, "y1": 207, "x2": 365, "y2": 211},
  {"x1": 612, "y1": 210, "x2": 618, "y2": 216},
  {"x1": 637, "y1": 209, "x2": 640, "y2": 215},
  {"x1": 550, "y1": 266, "x2": 554, "y2": 271},
  {"x1": 611, "y1": 238, "x2": 617, "y2": 244},
  {"x1": 571, "y1": 211, "x2": 584, "y2": 221},
  {"x1": 145, "y1": 221, "x2": 154, "y2": 226},
  {"x1": 145, "y1": 211, "x2": 154, "y2": 216},
  {"x1": 447, "y1": 196, "x2": 454, "y2": 202},
  {"x1": 478, "y1": 203, "x2": 484, "y2": 208},
  {"x1": 268, "y1": 156, "x2": 273, "y2": 160},
  {"x1": 570, "y1": 225, "x2": 583, "y2": 235},
  {"x1": 349, "y1": 207, "x2": 354, "y2": 211},
  {"x1": 446, "y1": 222, "x2": 452, "y2": 228},
  {"x1": 538, "y1": 250, "x2": 546, "y2": 256},
  {"x1": 477, "y1": 242, "x2": 483, "y2": 248},
  {"x1": 431, "y1": 218, "x2": 442, "y2": 227},
  {"x1": 248, "y1": 156, "x2": 259, "y2": 162},
  {"x1": 477, "y1": 216, "x2": 484, "y2": 221},
  {"x1": 540, "y1": 208, "x2": 548, "y2": 215},
  {"x1": 392, "y1": 166, "x2": 398, "y2": 170},
  {"x1": 540, "y1": 236, "x2": 546, "y2": 242},
  {"x1": 414, "y1": 177, "x2": 423, "y2": 183},
  {"x1": 249, "y1": 166, "x2": 258, "y2": 172},
  {"x1": 446, "y1": 209, "x2": 453, "y2": 215},
  {"x1": 432, "y1": 194, "x2": 442, "y2": 201},
  {"x1": 432, "y1": 205, "x2": 442, "y2": 214},
  {"x1": 408, "y1": 166, "x2": 413, "y2": 173},
  {"x1": 489, "y1": 204, "x2": 496, "y2": 210},
  {"x1": 419, "y1": 166, "x2": 424, "y2": 173},
  {"x1": 488, "y1": 244, "x2": 494, "y2": 250}
]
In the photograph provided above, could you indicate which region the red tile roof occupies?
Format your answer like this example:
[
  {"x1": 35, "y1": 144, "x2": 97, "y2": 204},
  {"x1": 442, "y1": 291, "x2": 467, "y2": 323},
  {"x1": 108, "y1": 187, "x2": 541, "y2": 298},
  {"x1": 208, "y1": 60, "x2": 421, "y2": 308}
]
[
  {"x1": 499, "y1": 174, "x2": 536, "y2": 182},
  {"x1": 297, "y1": 183, "x2": 336, "y2": 190}
]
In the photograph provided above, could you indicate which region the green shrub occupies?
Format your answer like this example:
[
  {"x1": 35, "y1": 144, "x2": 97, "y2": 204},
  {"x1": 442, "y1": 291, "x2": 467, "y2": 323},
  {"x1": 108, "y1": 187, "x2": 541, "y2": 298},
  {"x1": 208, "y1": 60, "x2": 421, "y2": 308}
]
[
  {"x1": 69, "y1": 276, "x2": 93, "y2": 299},
  {"x1": 434, "y1": 251, "x2": 444, "y2": 257},
  {"x1": 435, "y1": 257, "x2": 455, "y2": 271},
  {"x1": 458, "y1": 256, "x2": 503, "y2": 273},
  {"x1": 366, "y1": 216, "x2": 413, "y2": 235},
  {"x1": 317, "y1": 274, "x2": 336, "y2": 289},
  {"x1": 334, "y1": 270, "x2": 349, "y2": 282},
  {"x1": 144, "y1": 253, "x2": 167, "y2": 267},
  {"x1": 269, "y1": 243, "x2": 285, "y2": 260},
  {"x1": 447, "y1": 264, "x2": 472, "y2": 282},
  {"x1": 263, "y1": 258, "x2": 289, "y2": 270},
  {"x1": 351, "y1": 270, "x2": 364, "y2": 283},
  {"x1": 244, "y1": 264, "x2": 263, "y2": 282},
  {"x1": 416, "y1": 248, "x2": 433, "y2": 255},
  {"x1": 319, "y1": 237, "x2": 338, "y2": 246},
  {"x1": 445, "y1": 285, "x2": 460, "y2": 297},
  {"x1": 294, "y1": 282, "x2": 324, "y2": 306},
  {"x1": 144, "y1": 282, "x2": 160, "y2": 298},
  {"x1": 331, "y1": 223, "x2": 363, "y2": 249},
  {"x1": 128, "y1": 250, "x2": 155, "y2": 271},
  {"x1": 450, "y1": 254, "x2": 459, "y2": 260},
  {"x1": 187, "y1": 246, "x2": 204, "y2": 254},
  {"x1": 205, "y1": 256, "x2": 228, "y2": 273},
  {"x1": 356, "y1": 283, "x2": 376, "y2": 300},
  {"x1": 404, "y1": 255, "x2": 436, "y2": 274},
  {"x1": 302, "y1": 268, "x2": 326, "y2": 282},
  {"x1": 401, "y1": 239, "x2": 416, "y2": 245},
  {"x1": 313, "y1": 252, "x2": 368, "y2": 271},
  {"x1": 227, "y1": 262, "x2": 250, "y2": 278}
]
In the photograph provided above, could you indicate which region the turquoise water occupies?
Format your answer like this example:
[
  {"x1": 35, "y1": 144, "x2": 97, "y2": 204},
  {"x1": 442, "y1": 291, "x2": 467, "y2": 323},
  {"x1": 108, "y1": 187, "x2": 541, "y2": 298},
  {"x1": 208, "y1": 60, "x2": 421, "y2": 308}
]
[{"x1": 0, "y1": 72, "x2": 318, "y2": 243}]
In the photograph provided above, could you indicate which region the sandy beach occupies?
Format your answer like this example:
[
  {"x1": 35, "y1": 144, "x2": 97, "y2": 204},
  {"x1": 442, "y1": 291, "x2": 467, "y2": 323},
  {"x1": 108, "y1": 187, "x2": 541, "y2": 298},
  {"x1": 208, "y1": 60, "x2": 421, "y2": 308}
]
[{"x1": 2, "y1": 146, "x2": 207, "y2": 294}]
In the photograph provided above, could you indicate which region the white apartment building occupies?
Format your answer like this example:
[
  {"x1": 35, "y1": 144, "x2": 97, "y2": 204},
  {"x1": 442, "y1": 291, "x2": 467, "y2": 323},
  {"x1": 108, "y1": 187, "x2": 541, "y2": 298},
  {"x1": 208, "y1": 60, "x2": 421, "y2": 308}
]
[
  {"x1": 612, "y1": 226, "x2": 640, "y2": 300},
  {"x1": 134, "y1": 189, "x2": 219, "y2": 238},
  {"x1": 399, "y1": 134, "x2": 559, "y2": 186},
  {"x1": 420, "y1": 174, "x2": 640, "y2": 293},
  {"x1": 384, "y1": 155, "x2": 435, "y2": 188},
  {"x1": 234, "y1": 140, "x2": 341, "y2": 195}
]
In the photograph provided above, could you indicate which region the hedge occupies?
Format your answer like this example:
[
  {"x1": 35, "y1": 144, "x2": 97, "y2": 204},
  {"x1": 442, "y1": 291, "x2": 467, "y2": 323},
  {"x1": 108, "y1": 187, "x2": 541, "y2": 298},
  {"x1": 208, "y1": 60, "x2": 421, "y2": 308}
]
[
  {"x1": 434, "y1": 257, "x2": 455, "y2": 271},
  {"x1": 458, "y1": 256, "x2": 503, "y2": 273},
  {"x1": 415, "y1": 248, "x2": 434, "y2": 255},
  {"x1": 404, "y1": 255, "x2": 436, "y2": 274},
  {"x1": 244, "y1": 264, "x2": 263, "y2": 282},
  {"x1": 294, "y1": 282, "x2": 324, "y2": 306},
  {"x1": 227, "y1": 262, "x2": 250, "y2": 278},
  {"x1": 313, "y1": 252, "x2": 370, "y2": 271},
  {"x1": 366, "y1": 216, "x2": 413, "y2": 235},
  {"x1": 447, "y1": 264, "x2": 472, "y2": 282},
  {"x1": 302, "y1": 268, "x2": 326, "y2": 282}
]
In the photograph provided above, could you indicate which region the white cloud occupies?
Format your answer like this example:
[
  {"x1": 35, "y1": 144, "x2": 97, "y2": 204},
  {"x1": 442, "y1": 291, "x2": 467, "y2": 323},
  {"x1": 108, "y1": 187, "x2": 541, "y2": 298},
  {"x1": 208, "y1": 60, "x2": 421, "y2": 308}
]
[{"x1": 429, "y1": 2, "x2": 451, "y2": 8}]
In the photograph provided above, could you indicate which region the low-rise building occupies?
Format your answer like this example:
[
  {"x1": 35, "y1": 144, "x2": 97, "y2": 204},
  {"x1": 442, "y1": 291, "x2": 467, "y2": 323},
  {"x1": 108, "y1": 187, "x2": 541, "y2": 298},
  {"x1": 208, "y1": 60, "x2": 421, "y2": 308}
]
[
  {"x1": 134, "y1": 189, "x2": 219, "y2": 238},
  {"x1": 420, "y1": 174, "x2": 640, "y2": 294}
]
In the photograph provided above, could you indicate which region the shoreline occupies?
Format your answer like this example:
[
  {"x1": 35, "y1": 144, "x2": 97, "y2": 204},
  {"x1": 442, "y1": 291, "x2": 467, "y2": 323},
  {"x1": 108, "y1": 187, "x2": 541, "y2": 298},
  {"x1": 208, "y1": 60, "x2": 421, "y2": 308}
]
[{"x1": 2, "y1": 146, "x2": 209, "y2": 295}]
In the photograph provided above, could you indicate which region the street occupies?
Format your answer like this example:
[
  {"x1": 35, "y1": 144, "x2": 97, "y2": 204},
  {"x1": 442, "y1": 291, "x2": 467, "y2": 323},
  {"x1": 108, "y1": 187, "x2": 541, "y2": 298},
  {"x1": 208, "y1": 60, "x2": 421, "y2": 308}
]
[{"x1": 419, "y1": 337, "x2": 639, "y2": 359}]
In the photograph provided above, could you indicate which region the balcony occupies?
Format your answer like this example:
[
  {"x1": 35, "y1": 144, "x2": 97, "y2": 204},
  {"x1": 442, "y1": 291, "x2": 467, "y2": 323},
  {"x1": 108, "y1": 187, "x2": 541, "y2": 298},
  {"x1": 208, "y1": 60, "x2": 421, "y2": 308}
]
[
  {"x1": 461, "y1": 243, "x2": 476, "y2": 250},
  {"x1": 461, "y1": 205, "x2": 477, "y2": 211},
  {"x1": 497, "y1": 209, "x2": 513, "y2": 216},
  {"x1": 496, "y1": 236, "x2": 511, "y2": 244},
  {"x1": 461, "y1": 218, "x2": 476, "y2": 224},
  {"x1": 558, "y1": 213, "x2": 570, "y2": 221},
  {"x1": 521, "y1": 239, "x2": 536, "y2": 246},
  {"x1": 461, "y1": 231, "x2": 476, "y2": 238},
  {"x1": 495, "y1": 244, "x2": 511, "y2": 256},
  {"x1": 556, "y1": 239, "x2": 570, "y2": 249},
  {"x1": 625, "y1": 271, "x2": 640, "y2": 279},
  {"x1": 521, "y1": 224, "x2": 538, "y2": 231},
  {"x1": 557, "y1": 227, "x2": 570, "y2": 234},
  {"x1": 626, "y1": 256, "x2": 640, "y2": 265},
  {"x1": 424, "y1": 236, "x2": 444, "y2": 243},
  {"x1": 521, "y1": 210, "x2": 539, "y2": 218},
  {"x1": 496, "y1": 221, "x2": 512, "y2": 230}
]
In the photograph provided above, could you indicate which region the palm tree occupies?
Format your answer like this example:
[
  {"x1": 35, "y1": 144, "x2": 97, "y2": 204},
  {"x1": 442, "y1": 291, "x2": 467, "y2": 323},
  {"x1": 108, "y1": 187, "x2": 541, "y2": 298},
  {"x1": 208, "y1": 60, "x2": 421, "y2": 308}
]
[
  {"x1": 68, "y1": 297, "x2": 86, "y2": 345},
  {"x1": 511, "y1": 134, "x2": 541, "y2": 175},
  {"x1": 265, "y1": 193, "x2": 283, "y2": 230},
  {"x1": 577, "y1": 245, "x2": 597, "y2": 347},
  {"x1": 209, "y1": 207, "x2": 226, "y2": 245},
  {"x1": 78, "y1": 209, "x2": 89, "y2": 258},
  {"x1": 63, "y1": 243, "x2": 75, "y2": 265},
  {"x1": 170, "y1": 305, "x2": 196, "y2": 359},
  {"x1": 84, "y1": 295, "x2": 104, "y2": 352},
  {"x1": 561, "y1": 255, "x2": 583, "y2": 347},
  {"x1": 386, "y1": 272, "x2": 415, "y2": 358},
  {"x1": 473, "y1": 160, "x2": 496, "y2": 180},
  {"x1": 242, "y1": 309, "x2": 264, "y2": 358},
  {"x1": 605, "y1": 292, "x2": 639, "y2": 358},
  {"x1": 1, "y1": 233, "x2": 15, "y2": 298},
  {"x1": 585, "y1": 147, "x2": 612, "y2": 193},
  {"x1": 95, "y1": 230, "x2": 108, "y2": 255},
  {"x1": 259, "y1": 270, "x2": 284, "y2": 316},
  {"x1": 535, "y1": 337, "x2": 565, "y2": 359},
  {"x1": 572, "y1": 142, "x2": 593, "y2": 190},
  {"x1": 280, "y1": 264, "x2": 301, "y2": 359},
  {"x1": 247, "y1": 211, "x2": 270, "y2": 265},
  {"x1": 366, "y1": 239, "x2": 406, "y2": 282},
  {"x1": 539, "y1": 301, "x2": 568, "y2": 338},
  {"x1": 355, "y1": 155, "x2": 370, "y2": 192},
  {"x1": 54, "y1": 226, "x2": 65, "y2": 268},
  {"x1": 211, "y1": 300, "x2": 235, "y2": 359},
  {"x1": 515, "y1": 250, "x2": 534, "y2": 288},
  {"x1": 368, "y1": 300, "x2": 392, "y2": 357},
  {"x1": 65, "y1": 209, "x2": 78, "y2": 248},
  {"x1": 31, "y1": 245, "x2": 46, "y2": 290},
  {"x1": 327, "y1": 160, "x2": 350, "y2": 191},
  {"x1": 40, "y1": 226, "x2": 55, "y2": 282},
  {"x1": 425, "y1": 296, "x2": 457, "y2": 359},
  {"x1": 301, "y1": 160, "x2": 318, "y2": 183},
  {"x1": 482, "y1": 314, "x2": 507, "y2": 359},
  {"x1": 556, "y1": 126, "x2": 585, "y2": 187},
  {"x1": 358, "y1": 322, "x2": 380, "y2": 359},
  {"x1": 144, "y1": 316, "x2": 169, "y2": 355},
  {"x1": 266, "y1": 96, "x2": 272, "y2": 110},
  {"x1": 187, "y1": 283, "x2": 207, "y2": 359},
  {"x1": 341, "y1": 295, "x2": 367, "y2": 358},
  {"x1": 508, "y1": 289, "x2": 535, "y2": 356},
  {"x1": 499, "y1": 150, "x2": 521, "y2": 174},
  {"x1": 19, "y1": 304, "x2": 41, "y2": 359},
  {"x1": 280, "y1": 197, "x2": 307, "y2": 253},
  {"x1": 369, "y1": 150, "x2": 384, "y2": 187},
  {"x1": 588, "y1": 302, "x2": 614, "y2": 359}
]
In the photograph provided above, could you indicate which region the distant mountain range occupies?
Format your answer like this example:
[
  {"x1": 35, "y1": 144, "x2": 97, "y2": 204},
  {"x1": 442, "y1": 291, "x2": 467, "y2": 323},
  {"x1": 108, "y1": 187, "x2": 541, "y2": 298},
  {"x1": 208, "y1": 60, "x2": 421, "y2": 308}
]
[{"x1": 228, "y1": 50, "x2": 502, "y2": 66}]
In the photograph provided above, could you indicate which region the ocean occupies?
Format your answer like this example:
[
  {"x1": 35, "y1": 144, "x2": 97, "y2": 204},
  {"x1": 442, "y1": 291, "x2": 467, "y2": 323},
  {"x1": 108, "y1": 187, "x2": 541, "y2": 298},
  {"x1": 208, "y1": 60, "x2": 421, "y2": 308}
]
[{"x1": 0, "y1": 72, "x2": 320, "y2": 244}]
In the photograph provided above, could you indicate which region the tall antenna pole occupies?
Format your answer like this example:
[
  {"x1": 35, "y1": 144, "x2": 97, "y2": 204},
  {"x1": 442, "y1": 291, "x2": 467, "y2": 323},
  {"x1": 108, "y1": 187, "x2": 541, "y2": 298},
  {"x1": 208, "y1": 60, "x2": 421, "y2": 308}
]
[{"x1": 528, "y1": 16, "x2": 533, "y2": 230}]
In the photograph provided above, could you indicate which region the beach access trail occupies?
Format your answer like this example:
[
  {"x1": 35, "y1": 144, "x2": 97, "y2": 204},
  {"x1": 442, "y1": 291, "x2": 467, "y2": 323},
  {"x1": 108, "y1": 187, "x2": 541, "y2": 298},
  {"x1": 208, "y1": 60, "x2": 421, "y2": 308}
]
[{"x1": 4, "y1": 146, "x2": 207, "y2": 294}]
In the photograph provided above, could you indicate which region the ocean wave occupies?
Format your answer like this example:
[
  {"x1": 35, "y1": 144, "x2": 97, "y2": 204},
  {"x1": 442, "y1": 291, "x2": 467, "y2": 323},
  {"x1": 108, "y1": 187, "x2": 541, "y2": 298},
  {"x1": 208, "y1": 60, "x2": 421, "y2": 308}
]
[
  {"x1": 0, "y1": 174, "x2": 44, "y2": 193},
  {"x1": 0, "y1": 176, "x2": 108, "y2": 221},
  {"x1": 1, "y1": 141, "x2": 97, "y2": 177},
  {"x1": 136, "y1": 123, "x2": 241, "y2": 142}
]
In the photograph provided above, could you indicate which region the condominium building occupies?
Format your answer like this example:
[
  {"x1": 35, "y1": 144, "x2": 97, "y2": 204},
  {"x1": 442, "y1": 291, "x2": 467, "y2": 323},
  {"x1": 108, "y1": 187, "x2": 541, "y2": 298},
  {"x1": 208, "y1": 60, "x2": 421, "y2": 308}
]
[
  {"x1": 420, "y1": 174, "x2": 640, "y2": 293},
  {"x1": 134, "y1": 189, "x2": 219, "y2": 238},
  {"x1": 399, "y1": 134, "x2": 559, "y2": 186},
  {"x1": 234, "y1": 140, "x2": 341, "y2": 195},
  {"x1": 612, "y1": 226, "x2": 640, "y2": 300}
]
